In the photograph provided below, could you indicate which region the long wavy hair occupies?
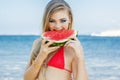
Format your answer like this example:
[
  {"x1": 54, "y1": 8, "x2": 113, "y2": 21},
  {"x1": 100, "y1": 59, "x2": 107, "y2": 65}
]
[{"x1": 29, "y1": 0, "x2": 73, "y2": 80}]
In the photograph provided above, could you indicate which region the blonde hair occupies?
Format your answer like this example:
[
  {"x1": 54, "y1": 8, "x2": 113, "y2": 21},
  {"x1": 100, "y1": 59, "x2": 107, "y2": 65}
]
[{"x1": 29, "y1": 0, "x2": 73, "y2": 80}]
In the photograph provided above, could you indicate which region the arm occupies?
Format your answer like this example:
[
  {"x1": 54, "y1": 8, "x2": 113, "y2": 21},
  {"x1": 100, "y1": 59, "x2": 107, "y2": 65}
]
[
  {"x1": 24, "y1": 39, "x2": 48, "y2": 80},
  {"x1": 72, "y1": 44, "x2": 88, "y2": 80},
  {"x1": 24, "y1": 52, "x2": 47, "y2": 80},
  {"x1": 24, "y1": 39, "x2": 60, "y2": 80},
  {"x1": 65, "y1": 36, "x2": 88, "y2": 80}
]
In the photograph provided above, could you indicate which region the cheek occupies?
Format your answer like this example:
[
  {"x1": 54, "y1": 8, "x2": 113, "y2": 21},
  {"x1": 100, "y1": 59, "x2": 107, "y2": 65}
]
[
  {"x1": 48, "y1": 26, "x2": 54, "y2": 30},
  {"x1": 63, "y1": 24, "x2": 69, "y2": 29},
  {"x1": 48, "y1": 23, "x2": 54, "y2": 30}
]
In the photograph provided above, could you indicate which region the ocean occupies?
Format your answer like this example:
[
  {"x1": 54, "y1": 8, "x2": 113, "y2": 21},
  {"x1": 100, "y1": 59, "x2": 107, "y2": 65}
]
[{"x1": 0, "y1": 35, "x2": 120, "y2": 80}]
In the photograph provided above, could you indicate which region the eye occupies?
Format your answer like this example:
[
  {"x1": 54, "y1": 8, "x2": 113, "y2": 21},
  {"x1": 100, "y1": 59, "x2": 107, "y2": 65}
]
[
  {"x1": 61, "y1": 19, "x2": 67, "y2": 23},
  {"x1": 49, "y1": 19, "x2": 55, "y2": 23}
]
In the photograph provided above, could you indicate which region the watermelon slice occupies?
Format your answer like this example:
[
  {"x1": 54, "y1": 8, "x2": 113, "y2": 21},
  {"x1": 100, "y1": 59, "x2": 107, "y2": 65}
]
[{"x1": 41, "y1": 30, "x2": 77, "y2": 46}]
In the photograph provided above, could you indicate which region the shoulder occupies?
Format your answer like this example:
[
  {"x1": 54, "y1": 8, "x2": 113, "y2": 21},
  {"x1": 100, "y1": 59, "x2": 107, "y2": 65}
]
[
  {"x1": 33, "y1": 38, "x2": 42, "y2": 46},
  {"x1": 31, "y1": 38, "x2": 42, "y2": 54},
  {"x1": 26, "y1": 38, "x2": 42, "y2": 68},
  {"x1": 32, "y1": 38, "x2": 42, "y2": 49}
]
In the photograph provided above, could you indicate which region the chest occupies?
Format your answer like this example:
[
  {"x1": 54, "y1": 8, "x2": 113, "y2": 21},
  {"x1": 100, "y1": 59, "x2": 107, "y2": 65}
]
[{"x1": 47, "y1": 47, "x2": 73, "y2": 70}]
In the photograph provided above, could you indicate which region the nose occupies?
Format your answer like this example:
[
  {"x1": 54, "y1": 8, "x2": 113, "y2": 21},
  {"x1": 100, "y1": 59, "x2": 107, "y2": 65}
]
[{"x1": 54, "y1": 23, "x2": 62, "y2": 30}]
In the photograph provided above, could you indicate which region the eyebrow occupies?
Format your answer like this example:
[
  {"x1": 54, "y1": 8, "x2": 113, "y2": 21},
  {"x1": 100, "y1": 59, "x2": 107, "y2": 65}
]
[
  {"x1": 60, "y1": 18, "x2": 67, "y2": 20},
  {"x1": 50, "y1": 18, "x2": 67, "y2": 20}
]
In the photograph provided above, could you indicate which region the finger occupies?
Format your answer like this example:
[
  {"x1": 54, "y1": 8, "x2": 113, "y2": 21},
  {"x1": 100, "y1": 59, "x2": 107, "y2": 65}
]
[
  {"x1": 41, "y1": 38, "x2": 48, "y2": 45},
  {"x1": 74, "y1": 37, "x2": 79, "y2": 40},
  {"x1": 46, "y1": 40, "x2": 54, "y2": 46},
  {"x1": 64, "y1": 40, "x2": 75, "y2": 46},
  {"x1": 48, "y1": 46, "x2": 60, "y2": 52},
  {"x1": 68, "y1": 39, "x2": 76, "y2": 43},
  {"x1": 71, "y1": 36, "x2": 78, "y2": 40},
  {"x1": 50, "y1": 46, "x2": 60, "y2": 49}
]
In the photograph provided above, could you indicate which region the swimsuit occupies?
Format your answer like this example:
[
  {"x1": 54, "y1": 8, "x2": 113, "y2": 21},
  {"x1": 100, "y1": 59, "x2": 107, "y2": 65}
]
[{"x1": 47, "y1": 46, "x2": 72, "y2": 73}]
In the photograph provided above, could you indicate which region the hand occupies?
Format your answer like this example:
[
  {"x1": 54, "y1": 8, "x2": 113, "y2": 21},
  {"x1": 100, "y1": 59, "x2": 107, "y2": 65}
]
[
  {"x1": 65, "y1": 36, "x2": 84, "y2": 59},
  {"x1": 40, "y1": 39, "x2": 60, "y2": 56}
]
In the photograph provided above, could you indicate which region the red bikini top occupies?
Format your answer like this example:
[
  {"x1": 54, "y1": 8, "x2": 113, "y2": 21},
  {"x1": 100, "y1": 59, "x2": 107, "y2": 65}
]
[{"x1": 47, "y1": 46, "x2": 72, "y2": 73}]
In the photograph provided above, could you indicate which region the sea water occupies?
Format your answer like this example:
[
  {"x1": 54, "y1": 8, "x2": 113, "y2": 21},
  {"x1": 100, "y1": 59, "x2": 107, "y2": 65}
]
[{"x1": 0, "y1": 35, "x2": 120, "y2": 80}]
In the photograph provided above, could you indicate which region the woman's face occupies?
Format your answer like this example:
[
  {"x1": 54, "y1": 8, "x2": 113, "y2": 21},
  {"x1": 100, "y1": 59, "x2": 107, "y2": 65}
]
[{"x1": 48, "y1": 10, "x2": 70, "y2": 31}]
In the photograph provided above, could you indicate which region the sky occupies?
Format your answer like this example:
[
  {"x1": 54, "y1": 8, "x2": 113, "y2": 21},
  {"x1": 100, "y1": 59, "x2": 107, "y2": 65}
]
[{"x1": 0, "y1": 0, "x2": 120, "y2": 35}]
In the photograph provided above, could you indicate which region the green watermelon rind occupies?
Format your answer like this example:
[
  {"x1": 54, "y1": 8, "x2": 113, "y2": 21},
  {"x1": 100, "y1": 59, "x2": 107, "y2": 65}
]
[
  {"x1": 50, "y1": 41, "x2": 67, "y2": 47},
  {"x1": 44, "y1": 38, "x2": 74, "y2": 47}
]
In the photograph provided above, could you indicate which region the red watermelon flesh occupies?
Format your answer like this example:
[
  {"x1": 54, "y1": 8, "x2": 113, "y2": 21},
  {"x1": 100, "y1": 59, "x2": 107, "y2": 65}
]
[
  {"x1": 42, "y1": 30, "x2": 76, "y2": 42},
  {"x1": 42, "y1": 30, "x2": 77, "y2": 46}
]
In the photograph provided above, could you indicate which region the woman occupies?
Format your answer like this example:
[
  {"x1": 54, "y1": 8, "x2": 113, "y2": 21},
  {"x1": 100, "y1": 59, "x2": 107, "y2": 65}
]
[{"x1": 24, "y1": 0, "x2": 88, "y2": 80}]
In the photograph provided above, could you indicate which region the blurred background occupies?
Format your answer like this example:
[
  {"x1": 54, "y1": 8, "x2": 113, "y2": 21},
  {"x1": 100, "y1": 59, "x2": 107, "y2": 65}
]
[
  {"x1": 0, "y1": 0, "x2": 120, "y2": 35},
  {"x1": 0, "y1": 0, "x2": 120, "y2": 80}
]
